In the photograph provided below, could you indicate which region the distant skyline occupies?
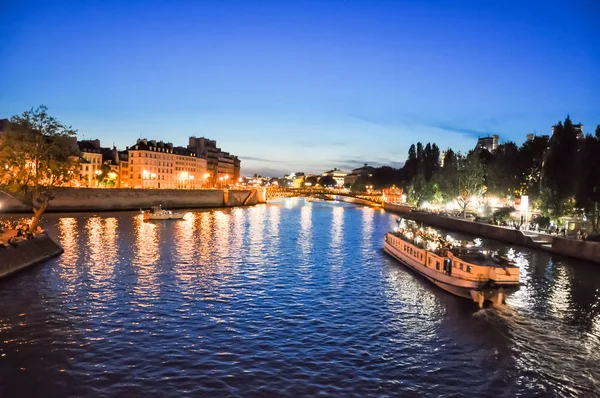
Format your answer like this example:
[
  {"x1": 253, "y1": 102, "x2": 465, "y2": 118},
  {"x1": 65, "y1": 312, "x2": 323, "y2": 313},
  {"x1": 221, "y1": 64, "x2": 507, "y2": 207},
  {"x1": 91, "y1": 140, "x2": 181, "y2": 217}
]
[{"x1": 1, "y1": 0, "x2": 599, "y2": 176}]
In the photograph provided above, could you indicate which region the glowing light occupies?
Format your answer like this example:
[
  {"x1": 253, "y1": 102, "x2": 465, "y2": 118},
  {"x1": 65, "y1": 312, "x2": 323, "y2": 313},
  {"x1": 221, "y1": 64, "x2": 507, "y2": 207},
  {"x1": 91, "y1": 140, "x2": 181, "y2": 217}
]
[{"x1": 520, "y1": 195, "x2": 529, "y2": 212}]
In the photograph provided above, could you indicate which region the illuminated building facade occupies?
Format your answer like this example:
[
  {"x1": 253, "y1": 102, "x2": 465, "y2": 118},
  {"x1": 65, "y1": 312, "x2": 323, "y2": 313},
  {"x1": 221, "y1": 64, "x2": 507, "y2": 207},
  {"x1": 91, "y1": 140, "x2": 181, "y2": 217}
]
[{"x1": 128, "y1": 139, "x2": 207, "y2": 189}]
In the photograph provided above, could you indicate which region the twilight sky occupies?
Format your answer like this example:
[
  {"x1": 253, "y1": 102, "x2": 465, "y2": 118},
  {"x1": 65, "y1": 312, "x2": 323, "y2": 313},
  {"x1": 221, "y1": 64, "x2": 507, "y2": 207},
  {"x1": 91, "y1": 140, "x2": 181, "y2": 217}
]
[{"x1": 1, "y1": 1, "x2": 599, "y2": 176}]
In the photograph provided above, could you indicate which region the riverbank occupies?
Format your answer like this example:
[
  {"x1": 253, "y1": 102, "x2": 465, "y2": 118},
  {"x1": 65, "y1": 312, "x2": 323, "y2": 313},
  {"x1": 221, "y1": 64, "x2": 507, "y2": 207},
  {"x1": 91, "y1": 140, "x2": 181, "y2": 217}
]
[
  {"x1": 0, "y1": 188, "x2": 266, "y2": 213},
  {"x1": 383, "y1": 202, "x2": 600, "y2": 264},
  {"x1": 0, "y1": 234, "x2": 64, "y2": 280},
  {"x1": 325, "y1": 194, "x2": 382, "y2": 208}
]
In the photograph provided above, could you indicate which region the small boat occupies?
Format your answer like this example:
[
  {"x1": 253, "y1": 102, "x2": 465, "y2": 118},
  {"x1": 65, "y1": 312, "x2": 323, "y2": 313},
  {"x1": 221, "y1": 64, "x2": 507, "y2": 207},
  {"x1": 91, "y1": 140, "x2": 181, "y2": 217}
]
[
  {"x1": 383, "y1": 220, "x2": 520, "y2": 307},
  {"x1": 141, "y1": 205, "x2": 185, "y2": 221}
]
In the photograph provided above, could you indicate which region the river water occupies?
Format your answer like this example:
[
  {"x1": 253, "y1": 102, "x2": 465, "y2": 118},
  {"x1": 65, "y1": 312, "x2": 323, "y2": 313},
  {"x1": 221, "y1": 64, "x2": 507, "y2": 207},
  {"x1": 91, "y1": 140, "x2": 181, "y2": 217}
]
[{"x1": 0, "y1": 198, "x2": 598, "y2": 397}]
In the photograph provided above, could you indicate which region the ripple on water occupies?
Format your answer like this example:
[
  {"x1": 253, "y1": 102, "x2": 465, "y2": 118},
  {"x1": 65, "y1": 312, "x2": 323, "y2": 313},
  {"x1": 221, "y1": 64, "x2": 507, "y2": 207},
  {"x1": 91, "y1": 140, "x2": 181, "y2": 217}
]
[{"x1": 0, "y1": 202, "x2": 599, "y2": 397}]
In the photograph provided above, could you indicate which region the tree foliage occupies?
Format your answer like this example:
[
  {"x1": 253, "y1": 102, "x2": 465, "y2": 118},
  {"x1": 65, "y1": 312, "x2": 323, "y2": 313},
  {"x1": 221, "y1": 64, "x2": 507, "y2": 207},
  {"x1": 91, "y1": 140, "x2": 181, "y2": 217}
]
[
  {"x1": 318, "y1": 175, "x2": 337, "y2": 187},
  {"x1": 541, "y1": 116, "x2": 580, "y2": 217},
  {"x1": 0, "y1": 106, "x2": 78, "y2": 232},
  {"x1": 456, "y1": 151, "x2": 485, "y2": 217}
]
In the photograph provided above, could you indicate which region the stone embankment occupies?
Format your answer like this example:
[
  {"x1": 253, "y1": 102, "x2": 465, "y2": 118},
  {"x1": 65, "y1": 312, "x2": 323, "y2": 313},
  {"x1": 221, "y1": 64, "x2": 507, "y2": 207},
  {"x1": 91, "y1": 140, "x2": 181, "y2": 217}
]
[
  {"x1": 1, "y1": 188, "x2": 266, "y2": 213},
  {"x1": 325, "y1": 194, "x2": 382, "y2": 208},
  {"x1": 0, "y1": 234, "x2": 64, "y2": 280},
  {"x1": 383, "y1": 202, "x2": 600, "y2": 264}
]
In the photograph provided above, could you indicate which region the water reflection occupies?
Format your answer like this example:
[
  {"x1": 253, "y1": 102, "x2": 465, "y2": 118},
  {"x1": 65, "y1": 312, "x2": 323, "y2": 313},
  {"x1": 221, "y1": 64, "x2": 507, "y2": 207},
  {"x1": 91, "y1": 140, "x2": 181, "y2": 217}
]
[
  {"x1": 330, "y1": 206, "x2": 344, "y2": 271},
  {"x1": 247, "y1": 205, "x2": 266, "y2": 264},
  {"x1": 361, "y1": 207, "x2": 374, "y2": 255},
  {"x1": 174, "y1": 213, "x2": 196, "y2": 265},
  {"x1": 173, "y1": 213, "x2": 197, "y2": 283},
  {"x1": 133, "y1": 216, "x2": 160, "y2": 299},
  {"x1": 86, "y1": 217, "x2": 118, "y2": 301},
  {"x1": 548, "y1": 264, "x2": 572, "y2": 319},
  {"x1": 298, "y1": 205, "x2": 312, "y2": 278},
  {"x1": 0, "y1": 205, "x2": 598, "y2": 396},
  {"x1": 57, "y1": 217, "x2": 79, "y2": 292}
]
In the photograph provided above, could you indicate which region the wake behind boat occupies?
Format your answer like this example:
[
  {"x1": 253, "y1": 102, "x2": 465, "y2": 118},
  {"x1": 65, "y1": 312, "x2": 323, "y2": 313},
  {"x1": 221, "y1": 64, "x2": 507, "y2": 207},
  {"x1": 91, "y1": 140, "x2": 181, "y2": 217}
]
[
  {"x1": 383, "y1": 219, "x2": 520, "y2": 307},
  {"x1": 141, "y1": 205, "x2": 185, "y2": 221}
]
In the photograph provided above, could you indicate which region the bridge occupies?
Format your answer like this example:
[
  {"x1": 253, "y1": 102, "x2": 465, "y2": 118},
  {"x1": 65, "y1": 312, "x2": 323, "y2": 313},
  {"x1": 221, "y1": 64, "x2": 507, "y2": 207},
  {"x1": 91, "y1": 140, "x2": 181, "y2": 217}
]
[{"x1": 264, "y1": 188, "x2": 383, "y2": 206}]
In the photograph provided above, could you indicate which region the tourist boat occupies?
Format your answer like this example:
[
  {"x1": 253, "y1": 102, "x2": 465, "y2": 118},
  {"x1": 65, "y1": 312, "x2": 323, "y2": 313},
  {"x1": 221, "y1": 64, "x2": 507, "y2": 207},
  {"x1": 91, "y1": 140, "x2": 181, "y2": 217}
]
[
  {"x1": 141, "y1": 206, "x2": 185, "y2": 221},
  {"x1": 306, "y1": 197, "x2": 324, "y2": 203},
  {"x1": 383, "y1": 220, "x2": 520, "y2": 307}
]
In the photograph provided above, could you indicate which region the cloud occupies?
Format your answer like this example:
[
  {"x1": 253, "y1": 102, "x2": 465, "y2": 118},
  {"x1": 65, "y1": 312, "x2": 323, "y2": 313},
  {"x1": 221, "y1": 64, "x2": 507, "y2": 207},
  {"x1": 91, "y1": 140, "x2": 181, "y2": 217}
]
[
  {"x1": 430, "y1": 123, "x2": 498, "y2": 139},
  {"x1": 239, "y1": 155, "x2": 283, "y2": 163},
  {"x1": 333, "y1": 157, "x2": 405, "y2": 171}
]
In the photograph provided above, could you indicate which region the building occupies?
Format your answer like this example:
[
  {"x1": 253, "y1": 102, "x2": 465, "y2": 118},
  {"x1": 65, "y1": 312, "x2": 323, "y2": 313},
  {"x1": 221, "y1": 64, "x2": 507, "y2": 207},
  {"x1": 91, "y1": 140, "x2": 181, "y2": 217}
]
[
  {"x1": 321, "y1": 168, "x2": 349, "y2": 187},
  {"x1": 128, "y1": 139, "x2": 207, "y2": 189},
  {"x1": 344, "y1": 164, "x2": 375, "y2": 186},
  {"x1": 217, "y1": 151, "x2": 235, "y2": 182},
  {"x1": 552, "y1": 123, "x2": 584, "y2": 139},
  {"x1": 78, "y1": 140, "x2": 103, "y2": 187},
  {"x1": 101, "y1": 147, "x2": 130, "y2": 188},
  {"x1": 188, "y1": 137, "x2": 220, "y2": 183},
  {"x1": 475, "y1": 135, "x2": 499, "y2": 152},
  {"x1": 188, "y1": 136, "x2": 241, "y2": 186}
]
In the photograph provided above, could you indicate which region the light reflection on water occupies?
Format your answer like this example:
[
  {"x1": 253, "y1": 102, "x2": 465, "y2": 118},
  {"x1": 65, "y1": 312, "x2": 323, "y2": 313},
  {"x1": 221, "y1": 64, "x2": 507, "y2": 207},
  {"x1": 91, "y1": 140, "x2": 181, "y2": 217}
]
[
  {"x1": 133, "y1": 216, "x2": 160, "y2": 299},
  {"x1": 0, "y1": 201, "x2": 598, "y2": 397}
]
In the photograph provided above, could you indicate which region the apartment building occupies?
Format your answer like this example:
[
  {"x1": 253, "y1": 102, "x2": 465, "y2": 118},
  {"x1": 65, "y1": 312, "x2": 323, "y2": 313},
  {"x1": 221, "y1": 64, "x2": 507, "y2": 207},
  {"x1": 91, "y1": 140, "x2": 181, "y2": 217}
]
[
  {"x1": 189, "y1": 136, "x2": 240, "y2": 185},
  {"x1": 78, "y1": 140, "x2": 103, "y2": 187},
  {"x1": 128, "y1": 139, "x2": 207, "y2": 189}
]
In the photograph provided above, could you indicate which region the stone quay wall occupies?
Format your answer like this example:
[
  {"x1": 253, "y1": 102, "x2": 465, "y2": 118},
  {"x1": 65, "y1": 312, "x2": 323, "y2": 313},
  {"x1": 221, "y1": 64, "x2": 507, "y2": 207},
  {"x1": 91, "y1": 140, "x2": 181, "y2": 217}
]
[
  {"x1": 327, "y1": 195, "x2": 382, "y2": 208},
  {"x1": 0, "y1": 235, "x2": 64, "y2": 280},
  {"x1": 1, "y1": 188, "x2": 262, "y2": 213},
  {"x1": 552, "y1": 237, "x2": 600, "y2": 263},
  {"x1": 383, "y1": 205, "x2": 600, "y2": 264}
]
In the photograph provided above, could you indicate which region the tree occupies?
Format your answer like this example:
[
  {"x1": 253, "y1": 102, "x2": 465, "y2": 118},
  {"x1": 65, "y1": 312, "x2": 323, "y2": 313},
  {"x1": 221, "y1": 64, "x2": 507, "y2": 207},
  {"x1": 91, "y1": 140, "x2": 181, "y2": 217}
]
[
  {"x1": 0, "y1": 106, "x2": 78, "y2": 232},
  {"x1": 486, "y1": 142, "x2": 521, "y2": 197},
  {"x1": 542, "y1": 116, "x2": 580, "y2": 217},
  {"x1": 575, "y1": 127, "x2": 600, "y2": 231},
  {"x1": 456, "y1": 151, "x2": 485, "y2": 218},
  {"x1": 96, "y1": 164, "x2": 118, "y2": 187},
  {"x1": 351, "y1": 174, "x2": 372, "y2": 193},
  {"x1": 318, "y1": 175, "x2": 336, "y2": 187},
  {"x1": 403, "y1": 144, "x2": 418, "y2": 182},
  {"x1": 305, "y1": 175, "x2": 319, "y2": 187},
  {"x1": 434, "y1": 148, "x2": 459, "y2": 204},
  {"x1": 518, "y1": 135, "x2": 549, "y2": 200},
  {"x1": 372, "y1": 166, "x2": 404, "y2": 189}
]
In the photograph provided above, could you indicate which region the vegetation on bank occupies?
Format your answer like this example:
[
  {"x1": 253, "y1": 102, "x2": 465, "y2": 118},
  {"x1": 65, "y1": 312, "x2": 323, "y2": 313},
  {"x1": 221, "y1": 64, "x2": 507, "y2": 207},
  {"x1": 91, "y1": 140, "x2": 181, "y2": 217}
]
[
  {"x1": 353, "y1": 117, "x2": 600, "y2": 231},
  {"x1": 0, "y1": 106, "x2": 78, "y2": 232}
]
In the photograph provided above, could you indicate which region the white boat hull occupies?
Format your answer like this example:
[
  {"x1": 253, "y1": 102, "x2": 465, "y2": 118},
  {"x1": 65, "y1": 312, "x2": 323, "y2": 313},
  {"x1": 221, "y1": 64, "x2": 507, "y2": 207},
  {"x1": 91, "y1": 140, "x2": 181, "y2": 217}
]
[
  {"x1": 384, "y1": 239, "x2": 510, "y2": 306},
  {"x1": 145, "y1": 214, "x2": 185, "y2": 220}
]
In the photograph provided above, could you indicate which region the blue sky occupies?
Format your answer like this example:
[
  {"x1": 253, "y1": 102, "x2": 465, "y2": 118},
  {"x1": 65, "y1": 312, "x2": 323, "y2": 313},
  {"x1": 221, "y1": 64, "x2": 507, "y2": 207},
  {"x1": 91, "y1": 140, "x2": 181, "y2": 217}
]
[{"x1": 1, "y1": 0, "x2": 599, "y2": 176}]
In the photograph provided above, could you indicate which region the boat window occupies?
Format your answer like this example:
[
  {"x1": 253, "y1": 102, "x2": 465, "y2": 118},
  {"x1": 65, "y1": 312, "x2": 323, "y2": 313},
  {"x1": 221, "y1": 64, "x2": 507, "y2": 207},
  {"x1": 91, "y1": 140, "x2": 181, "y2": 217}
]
[
  {"x1": 436, "y1": 261, "x2": 440, "y2": 270},
  {"x1": 466, "y1": 266, "x2": 472, "y2": 273},
  {"x1": 460, "y1": 264, "x2": 463, "y2": 270}
]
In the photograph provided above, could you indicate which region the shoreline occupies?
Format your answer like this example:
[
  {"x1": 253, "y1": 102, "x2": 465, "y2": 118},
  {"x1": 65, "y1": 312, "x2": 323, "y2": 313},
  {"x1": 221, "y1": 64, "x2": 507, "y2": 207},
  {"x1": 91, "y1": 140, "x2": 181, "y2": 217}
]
[
  {"x1": 0, "y1": 234, "x2": 64, "y2": 280},
  {"x1": 0, "y1": 187, "x2": 266, "y2": 213}
]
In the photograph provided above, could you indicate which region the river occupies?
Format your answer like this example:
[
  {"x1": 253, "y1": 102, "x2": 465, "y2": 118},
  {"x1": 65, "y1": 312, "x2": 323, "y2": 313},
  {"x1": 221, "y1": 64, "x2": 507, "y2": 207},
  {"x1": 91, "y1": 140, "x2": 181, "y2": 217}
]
[{"x1": 0, "y1": 198, "x2": 599, "y2": 397}]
